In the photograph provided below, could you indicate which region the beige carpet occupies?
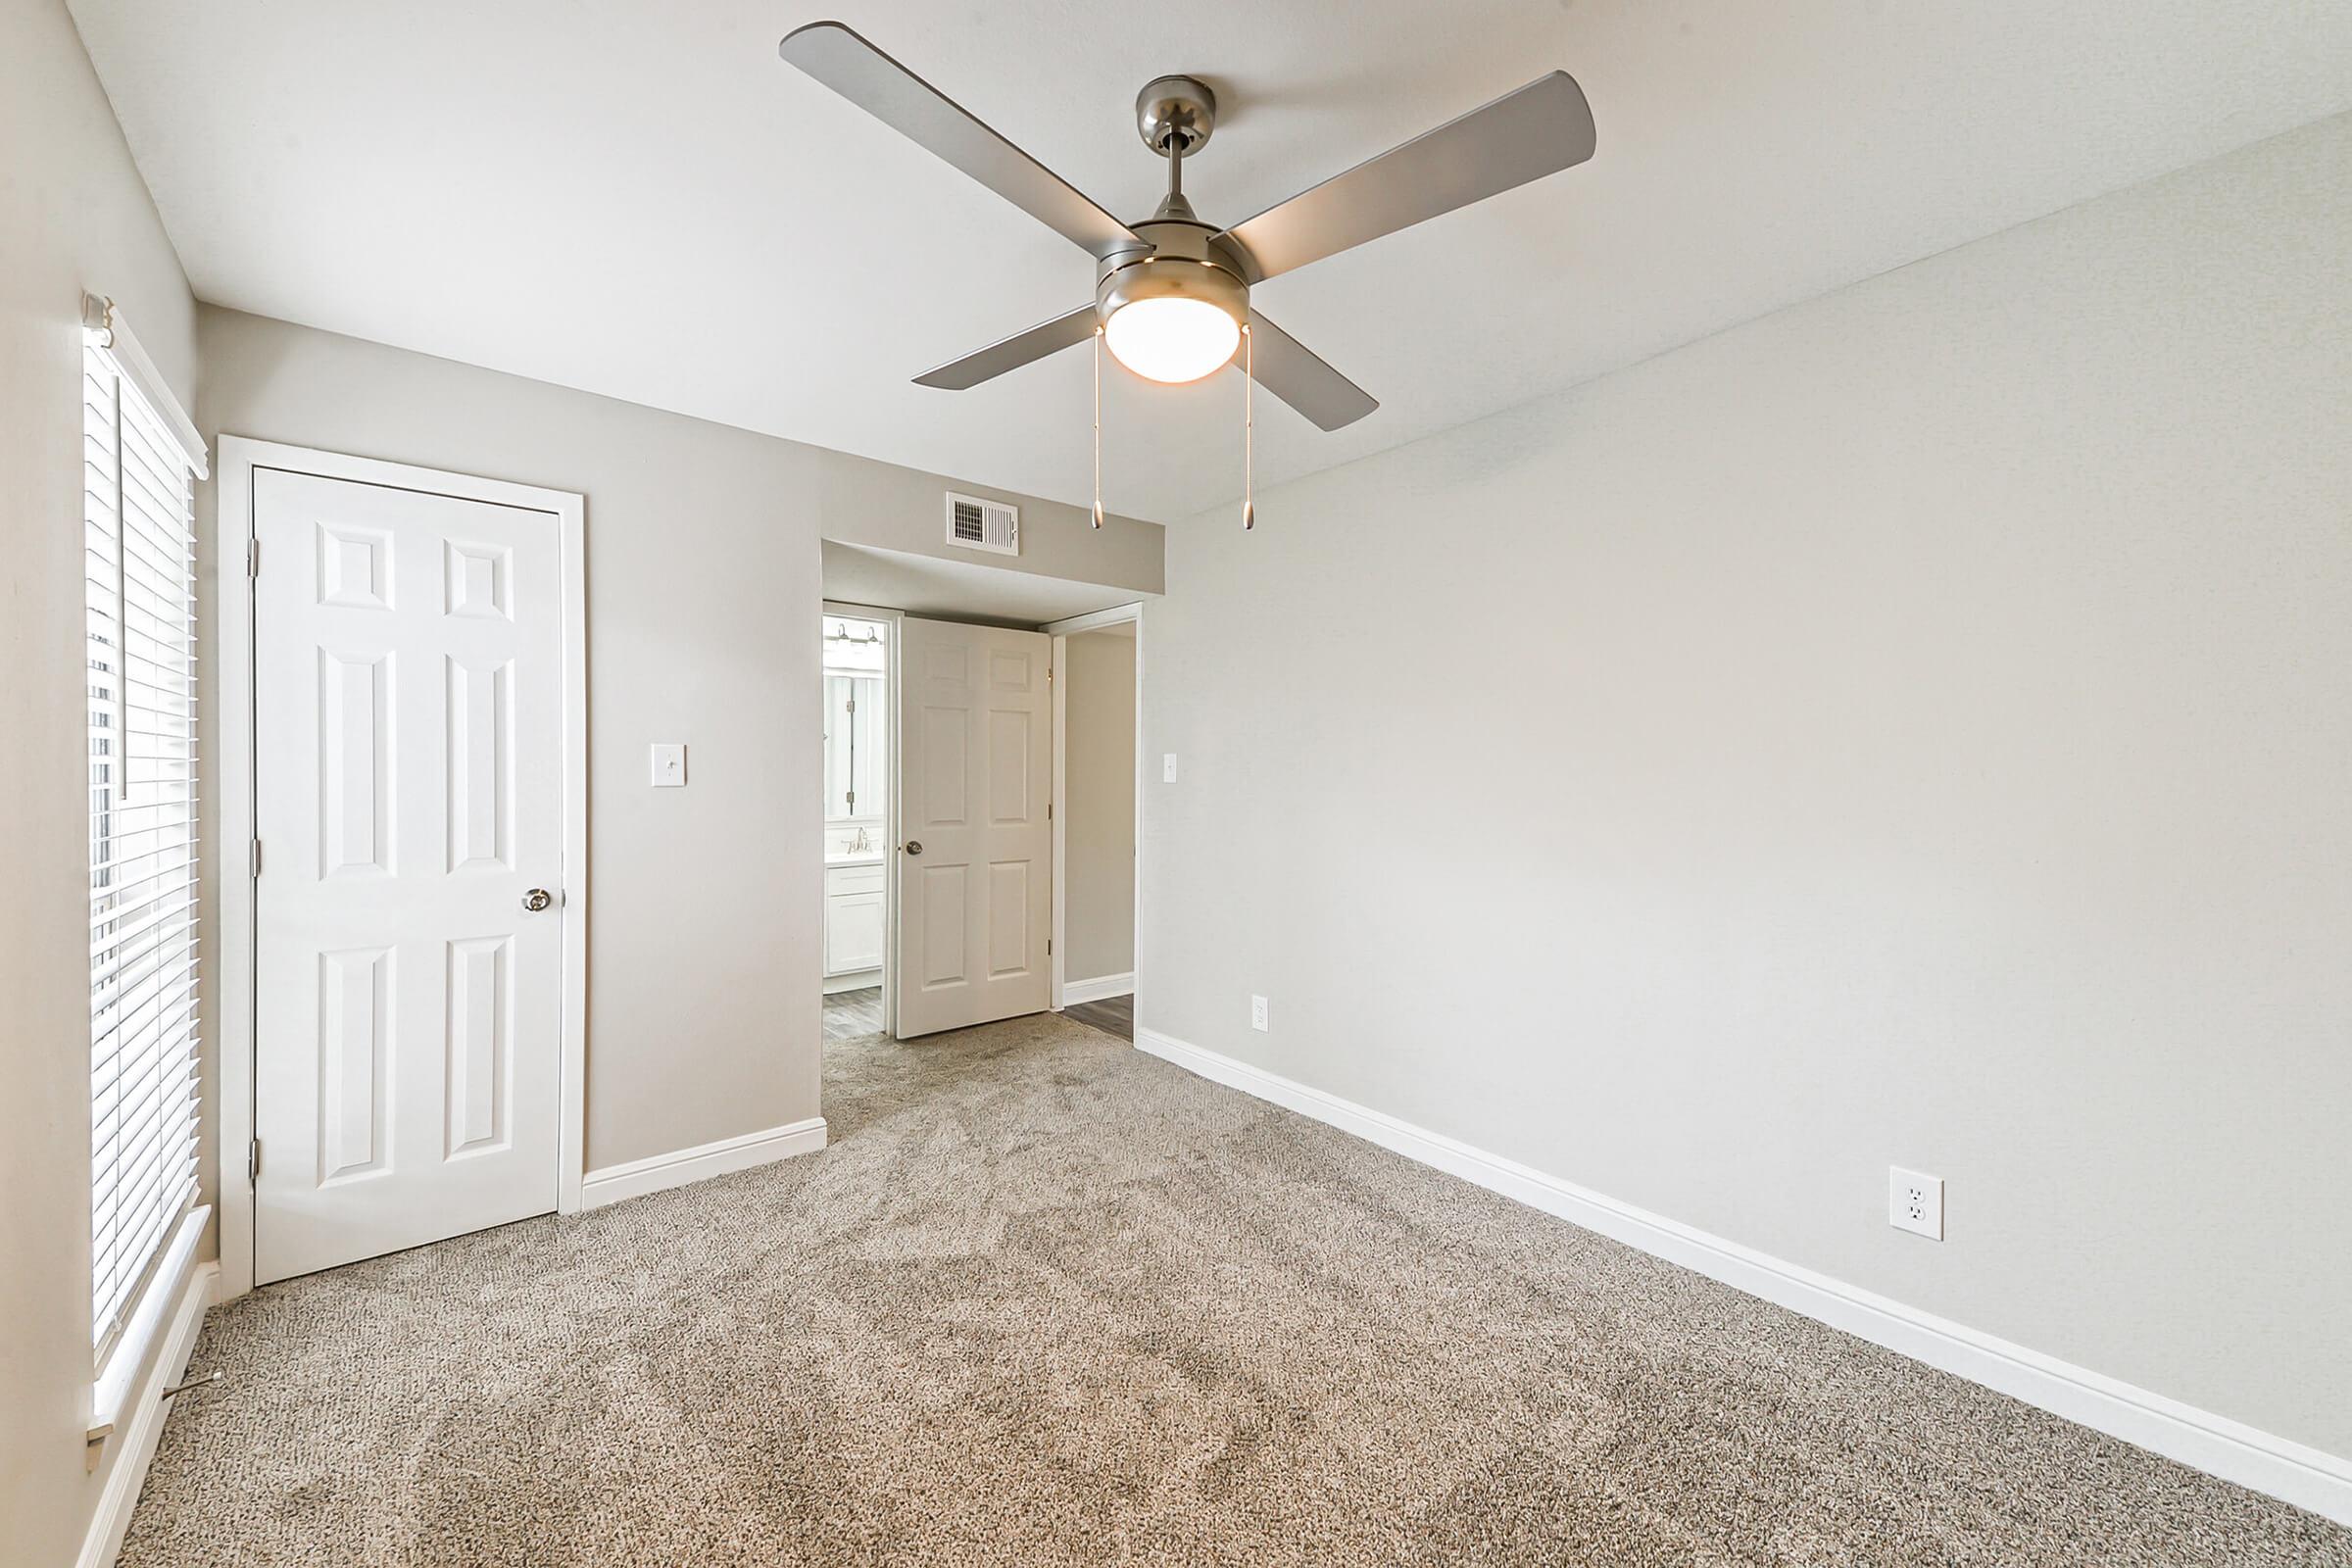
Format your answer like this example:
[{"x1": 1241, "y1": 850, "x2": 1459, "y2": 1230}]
[{"x1": 122, "y1": 1013, "x2": 2348, "y2": 1566}]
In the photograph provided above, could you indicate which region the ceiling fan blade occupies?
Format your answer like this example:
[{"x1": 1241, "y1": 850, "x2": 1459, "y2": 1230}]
[
  {"x1": 780, "y1": 22, "x2": 1144, "y2": 260},
  {"x1": 914, "y1": 305, "x2": 1098, "y2": 390},
  {"x1": 1246, "y1": 313, "x2": 1379, "y2": 431},
  {"x1": 1217, "y1": 73, "x2": 1594, "y2": 282}
]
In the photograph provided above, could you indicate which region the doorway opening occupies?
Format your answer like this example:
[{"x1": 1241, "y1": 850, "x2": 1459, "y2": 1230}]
[
  {"x1": 1049, "y1": 606, "x2": 1141, "y2": 1042},
  {"x1": 815, "y1": 578, "x2": 1146, "y2": 1090},
  {"x1": 821, "y1": 611, "x2": 891, "y2": 1047}
]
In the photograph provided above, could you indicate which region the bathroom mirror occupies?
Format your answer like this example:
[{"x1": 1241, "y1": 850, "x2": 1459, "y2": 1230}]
[{"x1": 823, "y1": 671, "x2": 884, "y2": 822}]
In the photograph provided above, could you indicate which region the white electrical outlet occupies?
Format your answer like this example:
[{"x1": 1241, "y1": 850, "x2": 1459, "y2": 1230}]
[
  {"x1": 1888, "y1": 1166, "x2": 1943, "y2": 1240},
  {"x1": 1250, "y1": 995, "x2": 1268, "y2": 1031}
]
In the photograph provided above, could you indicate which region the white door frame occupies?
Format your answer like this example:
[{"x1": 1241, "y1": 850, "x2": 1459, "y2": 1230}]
[
  {"x1": 213, "y1": 436, "x2": 587, "y2": 1301},
  {"x1": 1042, "y1": 603, "x2": 1143, "y2": 1012},
  {"x1": 821, "y1": 600, "x2": 903, "y2": 1039}
]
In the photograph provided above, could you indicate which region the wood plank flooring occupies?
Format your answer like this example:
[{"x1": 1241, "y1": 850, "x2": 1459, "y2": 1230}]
[
  {"x1": 1060, "y1": 993, "x2": 1133, "y2": 1042},
  {"x1": 828, "y1": 986, "x2": 1134, "y2": 1045},
  {"x1": 823, "y1": 986, "x2": 884, "y2": 1044}
]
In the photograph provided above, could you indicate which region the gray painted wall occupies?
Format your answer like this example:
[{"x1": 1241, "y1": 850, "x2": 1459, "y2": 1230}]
[
  {"x1": 1, "y1": 4, "x2": 201, "y2": 1561},
  {"x1": 195, "y1": 308, "x2": 1162, "y2": 1185},
  {"x1": 1062, "y1": 627, "x2": 1137, "y2": 984},
  {"x1": 1139, "y1": 114, "x2": 2352, "y2": 1456}
]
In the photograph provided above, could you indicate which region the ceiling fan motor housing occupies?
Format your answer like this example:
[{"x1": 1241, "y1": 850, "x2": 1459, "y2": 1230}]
[{"x1": 1095, "y1": 220, "x2": 1252, "y2": 341}]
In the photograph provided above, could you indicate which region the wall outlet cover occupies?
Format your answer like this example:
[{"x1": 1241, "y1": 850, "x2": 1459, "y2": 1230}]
[
  {"x1": 1250, "y1": 995, "x2": 1268, "y2": 1031},
  {"x1": 1889, "y1": 1166, "x2": 1943, "y2": 1241}
]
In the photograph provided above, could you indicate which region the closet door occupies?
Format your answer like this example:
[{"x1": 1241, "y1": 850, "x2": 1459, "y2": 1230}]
[{"x1": 252, "y1": 466, "x2": 564, "y2": 1282}]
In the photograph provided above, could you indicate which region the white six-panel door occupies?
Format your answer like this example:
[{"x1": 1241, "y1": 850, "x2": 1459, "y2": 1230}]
[
  {"x1": 252, "y1": 468, "x2": 564, "y2": 1283},
  {"x1": 895, "y1": 618, "x2": 1053, "y2": 1038}
]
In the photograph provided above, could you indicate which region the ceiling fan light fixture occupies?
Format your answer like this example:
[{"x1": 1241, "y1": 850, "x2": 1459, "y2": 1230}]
[
  {"x1": 1094, "y1": 250, "x2": 1251, "y2": 385},
  {"x1": 783, "y1": 24, "x2": 1593, "y2": 436},
  {"x1": 1102, "y1": 295, "x2": 1241, "y2": 384}
]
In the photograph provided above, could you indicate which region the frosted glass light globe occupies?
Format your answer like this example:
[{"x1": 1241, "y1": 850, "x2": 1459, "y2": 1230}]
[{"x1": 1102, "y1": 296, "x2": 1242, "y2": 384}]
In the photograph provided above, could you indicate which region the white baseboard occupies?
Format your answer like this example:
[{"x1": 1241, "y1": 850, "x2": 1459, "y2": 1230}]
[
  {"x1": 577, "y1": 1116, "x2": 828, "y2": 1210},
  {"x1": 1135, "y1": 1025, "x2": 2352, "y2": 1527},
  {"x1": 1060, "y1": 971, "x2": 1136, "y2": 1007},
  {"x1": 822, "y1": 969, "x2": 880, "y2": 997},
  {"x1": 78, "y1": 1257, "x2": 220, "y2": 1568}
]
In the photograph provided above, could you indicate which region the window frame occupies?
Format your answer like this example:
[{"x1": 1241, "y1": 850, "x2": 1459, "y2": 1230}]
[{"x1": 80, "y1": 293, "x2": 208, "y2": 1382}]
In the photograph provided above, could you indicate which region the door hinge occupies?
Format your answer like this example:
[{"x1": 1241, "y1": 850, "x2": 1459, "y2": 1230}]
[
  {"x1": 1047, "y1": 802, "x2": 1053, "y2": 820},
  {"x1": 247, "y1": 1139, "x2": 262, "y2": 1183},
  {"x1": 246, "y1": 537, "x2": 260, "y2": 577},
  {"x1": 1047, "y1": 938, "x2": 1053, "y2": 956},
  {"x1": 250, "y1": 838, "x2": 262, "y2": 877}
]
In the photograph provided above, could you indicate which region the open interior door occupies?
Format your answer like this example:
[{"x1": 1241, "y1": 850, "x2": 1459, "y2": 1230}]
[{"x1": 894, "y1": 617, "x2": 1052, "y2": 1037}]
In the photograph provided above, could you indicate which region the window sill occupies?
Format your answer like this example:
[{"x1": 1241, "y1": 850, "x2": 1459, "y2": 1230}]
[{"x1": 87, "y1": 1204, "x2": 209, "y2": 1445}]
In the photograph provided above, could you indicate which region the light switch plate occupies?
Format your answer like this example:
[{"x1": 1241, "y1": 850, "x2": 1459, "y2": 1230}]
[
  {"x1": 1162, "y1": 753, "x2": 1178, "y2": 783},
  {"x1": 651, "y1": 743, "x2": 687, "y2": 787}
]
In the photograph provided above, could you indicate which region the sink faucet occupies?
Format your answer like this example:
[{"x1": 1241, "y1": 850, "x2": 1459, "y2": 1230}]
[{"x1": 848, "y1": 826, "x2": 871, "y2": 853}]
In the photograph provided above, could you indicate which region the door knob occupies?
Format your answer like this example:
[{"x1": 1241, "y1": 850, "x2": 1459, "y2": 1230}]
[
  {"x1": 521, "y1": 888, "x2": 553, "y2": 912},
  {"x1": 904, "y1": 841, "x2": 923, "y2": 856}
]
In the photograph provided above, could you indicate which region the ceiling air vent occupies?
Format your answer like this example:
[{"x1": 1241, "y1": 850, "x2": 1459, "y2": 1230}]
[{"x1": 946, "y1": 491, "x2": 1019, "y2": 556}]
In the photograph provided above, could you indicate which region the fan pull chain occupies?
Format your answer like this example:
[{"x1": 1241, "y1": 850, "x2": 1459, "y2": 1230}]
[
  {"x1": 1241, "y1": 321, "x2": 1255, "y2": 531},
  {"x1": 1092, "y1": 324, "x2": 1105, "y2": 528}
]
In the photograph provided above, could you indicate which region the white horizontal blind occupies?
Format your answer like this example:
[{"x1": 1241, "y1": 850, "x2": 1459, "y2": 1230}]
[{"x1": 84, "y1": 331, "x2": 202, "y2": 1359}]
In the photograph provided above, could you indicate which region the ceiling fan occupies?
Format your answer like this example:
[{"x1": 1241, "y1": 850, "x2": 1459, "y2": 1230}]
[{"x1": 779, "y1": 23, "x2": 1595, "y2": 434}]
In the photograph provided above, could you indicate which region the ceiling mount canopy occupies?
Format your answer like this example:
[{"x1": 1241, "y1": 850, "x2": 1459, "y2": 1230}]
[{"x1": 778, "y1": 21, "x2": 1595, "y2": 433}]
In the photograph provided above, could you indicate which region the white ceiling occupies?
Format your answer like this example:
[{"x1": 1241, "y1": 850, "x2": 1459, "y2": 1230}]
[
  {"x1": 73, "y1": 2, "x2": 2352, "y2": 523},
  {"x1": 822, "y1": 541, "x2": 1147, "y2": 628}
]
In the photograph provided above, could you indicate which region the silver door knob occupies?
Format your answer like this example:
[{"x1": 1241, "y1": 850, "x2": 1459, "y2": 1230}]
[
  {"x1": 904, "y1": 841, "x2": 922, "y2": 856},
  {"x1": 521, "y1": 888, "x2": 553, "y2": 912}
]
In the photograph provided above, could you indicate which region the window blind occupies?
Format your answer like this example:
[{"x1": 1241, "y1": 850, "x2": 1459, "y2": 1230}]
[{"x1": 83, "y1": 322, "x2": 202, "y2": 1360}]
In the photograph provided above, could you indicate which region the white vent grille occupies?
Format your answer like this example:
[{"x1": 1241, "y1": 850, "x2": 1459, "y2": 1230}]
[{"x1": 945, "y1": 492, "x2": 1018, "y2": 556}]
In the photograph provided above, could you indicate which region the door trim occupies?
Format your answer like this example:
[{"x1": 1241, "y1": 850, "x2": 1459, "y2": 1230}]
[
  {"x1": 1042, "y1": 603, "x2": 1143, "y2": 1012},
  {"x1": 214, "y1": 436, "x2": 588, "y2": 1300}
]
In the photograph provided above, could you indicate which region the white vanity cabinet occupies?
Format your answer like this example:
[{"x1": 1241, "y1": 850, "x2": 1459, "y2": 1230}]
[{"x1": 823, "y1": 858, "x2": 885, "y2": 991}]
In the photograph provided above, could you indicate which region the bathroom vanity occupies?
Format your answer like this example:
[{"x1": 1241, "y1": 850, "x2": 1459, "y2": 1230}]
[{"x1": 822, "y1": 851, "x2": 884, "y2": 994}]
